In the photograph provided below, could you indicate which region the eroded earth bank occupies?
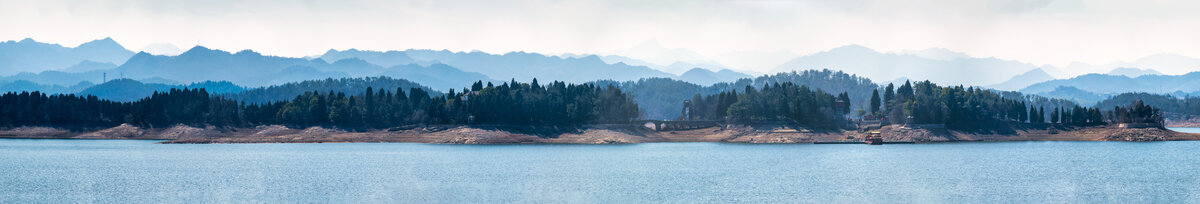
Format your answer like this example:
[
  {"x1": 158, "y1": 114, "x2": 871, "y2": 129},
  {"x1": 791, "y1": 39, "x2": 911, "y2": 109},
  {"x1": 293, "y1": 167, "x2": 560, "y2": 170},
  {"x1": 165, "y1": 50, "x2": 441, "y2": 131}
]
[{"x1": 1, "y1": 123, "x2": 1197, "y2": 144}]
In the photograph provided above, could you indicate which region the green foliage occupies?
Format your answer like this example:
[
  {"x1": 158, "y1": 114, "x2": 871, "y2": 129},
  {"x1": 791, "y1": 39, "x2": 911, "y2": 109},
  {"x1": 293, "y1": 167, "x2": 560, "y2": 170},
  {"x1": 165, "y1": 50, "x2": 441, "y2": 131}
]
[
  {"x1": 1108, "y1": 99, "x2": 1163, "y2": 124},
  {"x1": 0, "y1": 80, "x2": 639, "y2": 129},
  {"x1": 873, "y1": 80, "x2": 1103, "y2": 129},
  {"x1": 1094, "y1": 93, "x2": 1200, "y2": 116},
  {"x1": 227, "y1": 76, "x2": 437, "y2": 104},
  {"x1": 869, "y1": 89, "x2": 881, "y2": 116},
  {"x1": 689, "y1": 82, "x2": 841, "y2": 125},
  {"x1": 607, "y1": 69, "x2": 880, "y2": 120}
]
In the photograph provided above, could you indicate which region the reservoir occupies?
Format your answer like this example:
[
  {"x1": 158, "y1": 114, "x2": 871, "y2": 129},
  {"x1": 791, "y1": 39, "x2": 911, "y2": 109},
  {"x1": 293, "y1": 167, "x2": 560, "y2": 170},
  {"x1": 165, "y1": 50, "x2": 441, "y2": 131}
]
[{"x1": 1, "y1": 138, "x2": 1198, "y2": 203}]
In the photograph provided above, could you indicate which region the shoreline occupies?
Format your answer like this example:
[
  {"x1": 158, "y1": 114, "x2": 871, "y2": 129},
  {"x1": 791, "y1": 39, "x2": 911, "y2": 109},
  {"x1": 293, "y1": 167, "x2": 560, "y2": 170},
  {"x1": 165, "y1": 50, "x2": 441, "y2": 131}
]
[{"x1": 2, "y1": 123, "x2": 1198, "y2": 144}]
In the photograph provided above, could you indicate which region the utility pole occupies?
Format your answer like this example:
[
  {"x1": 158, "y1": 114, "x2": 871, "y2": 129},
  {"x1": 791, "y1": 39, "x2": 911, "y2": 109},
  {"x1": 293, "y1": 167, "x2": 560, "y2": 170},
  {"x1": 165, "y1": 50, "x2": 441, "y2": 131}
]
[{"x1": 103, "y1": 72, "x2": 106, "y2": 83}]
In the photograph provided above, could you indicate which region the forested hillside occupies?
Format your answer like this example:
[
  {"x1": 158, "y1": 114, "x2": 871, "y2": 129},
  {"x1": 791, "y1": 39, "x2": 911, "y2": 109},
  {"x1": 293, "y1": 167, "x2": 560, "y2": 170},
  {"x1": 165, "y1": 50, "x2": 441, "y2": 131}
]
[
  {"x1": 225, "y1": 77, "x2": 438, "y2": 104},
  {"x1": 684, "y1": 79, "x2": 1127, "y2": 131},
  {"x1": 1094, "y1": 93, "x2": 1199, "y2": 115},
  {"x1": 79, "y1": 79, "x2": 245, "y2": 102},
  {"x1": 686, "y1": 82, "x2": 845, "y2": 125},
  {"x1": 0, "y1": 80, "x2": 638, "y2": 129},
  {"x1": 605, "y1": 69, "x2": 880, "y2": 120}
]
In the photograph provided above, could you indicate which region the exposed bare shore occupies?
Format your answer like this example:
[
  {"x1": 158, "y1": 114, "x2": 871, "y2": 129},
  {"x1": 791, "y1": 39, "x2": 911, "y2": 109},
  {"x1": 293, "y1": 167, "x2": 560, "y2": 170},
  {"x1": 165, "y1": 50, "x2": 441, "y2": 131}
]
[{"x1": 1, "y1": 123, "x2": 1197, "y2": 144}]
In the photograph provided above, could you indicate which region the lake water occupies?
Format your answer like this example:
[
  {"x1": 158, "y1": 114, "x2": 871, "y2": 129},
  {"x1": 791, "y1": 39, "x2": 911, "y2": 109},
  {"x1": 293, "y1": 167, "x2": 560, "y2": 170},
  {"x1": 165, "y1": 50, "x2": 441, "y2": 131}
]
[
  {"x1": 1170, "y1": 127, "x2": 1200, "y2": 133},
  {"x1": 2, "y1": 139, "x2": 1199, "y2": 203}
]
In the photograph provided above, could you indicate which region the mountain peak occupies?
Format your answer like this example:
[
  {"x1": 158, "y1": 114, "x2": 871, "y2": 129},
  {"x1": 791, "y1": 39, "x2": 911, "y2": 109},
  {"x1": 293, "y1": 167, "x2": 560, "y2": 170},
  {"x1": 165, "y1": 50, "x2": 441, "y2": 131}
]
[
  {"x1": 77, "y1": 37, "x2": 125, "y2": 50},
  {"x1": 1106, "y1": 67, "x2": 1162, "y2": 77},
  {"x1": 179, "y1": 45, "x2": 227, "y2": 57},
  {"x1": 331, "y1": 57, "x2": 370, "y2": 65},
  {"x1": 185, "y1": 45, "x2": 212, "y2": 52},
  {"x1": 986, "y1": 68, "x2": 1056, "y2": 91},
  {"x1": 1026, "y1": 67, "x2": 1050, "y2": 75},
  {"x1": 903, "y1": 47, "x2": 971, "y2": 61},
  {"x1": 234, "y1": 49, "x2": 262, "y2": 56},
  {"x1": 682, "y1": 67, "x2": 714, "y2": 74},
  {"x1": 827, "y1": 44, "x2": 876, "y2": 54}
]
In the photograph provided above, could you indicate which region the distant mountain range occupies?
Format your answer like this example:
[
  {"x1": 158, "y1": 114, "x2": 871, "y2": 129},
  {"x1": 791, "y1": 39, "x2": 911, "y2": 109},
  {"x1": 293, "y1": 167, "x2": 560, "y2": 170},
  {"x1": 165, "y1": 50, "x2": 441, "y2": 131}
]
[
  {"x1": 1105, "y1": 67, "x2": 1163, "y2": 77},
  {"x1": 2, "y1": 46, "x2": 491, "y2": 91},
  {"x1": 0, "y1": 80, "x2": 94, "y2": 95},
  {"x1": 1021, "y1": 72, "x2": 1200, "y2": 94},
  {"x1": 8, "y1": 76, "x2": 436, "y2": 104},
  {"x1": 403, "y1": 50, "x2": 677, "y2": 83},
  {"x1": 319, "y1": 49, "x2": 417, "y2": 67},
  {"x1": 584, "y1": 54, "x2": 733, "y2": 75},
  {"x1": 987, "y1": 68, "x2": 1056, "y2": 91},
  {"x1": 772, "y1": 45, "x2": 1040, "y2": 86},
  {"x1": 78, "y1": 79, "x2": 245, "y2": 102},
  {"x1": 1029, "y1": 86, "x2": 1108, "y2": 106},
  {"x1": 225, "y1": 77, "x2": 438, "y2": 104},
  {"x1": 1049, "y1": 54, "x2": 1200, "y2": 77},
  {"x1": 676, "y1": 68, "x2": 752, "y2": 86},
  {"x1": 0, "y1": 37, "x2": 134, "y2": 75},
  {"x1": 8, "y1": 37, "x2": 1200, "y2": 109}
]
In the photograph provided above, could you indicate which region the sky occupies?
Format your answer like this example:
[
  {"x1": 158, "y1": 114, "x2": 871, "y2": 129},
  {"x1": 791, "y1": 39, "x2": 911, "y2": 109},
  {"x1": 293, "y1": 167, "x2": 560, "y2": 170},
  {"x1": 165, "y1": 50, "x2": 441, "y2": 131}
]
[{"x1": 2, "y1": 0, "x2": 1199, "y2": 72}]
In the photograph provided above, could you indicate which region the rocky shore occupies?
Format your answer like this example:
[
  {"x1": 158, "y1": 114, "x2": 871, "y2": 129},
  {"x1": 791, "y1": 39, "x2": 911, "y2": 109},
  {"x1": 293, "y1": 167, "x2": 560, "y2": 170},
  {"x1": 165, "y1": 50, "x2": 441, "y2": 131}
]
[{"x1": 0, "y1": 123, "x2": 1196, "y2": 144}]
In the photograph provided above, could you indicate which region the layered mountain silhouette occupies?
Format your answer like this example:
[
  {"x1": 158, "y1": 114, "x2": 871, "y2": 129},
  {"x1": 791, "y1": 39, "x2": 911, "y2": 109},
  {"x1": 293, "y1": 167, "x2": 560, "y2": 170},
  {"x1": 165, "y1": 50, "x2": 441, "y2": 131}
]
[
  {"x1": 6, "y1": 37, "x2": 1200, "y2": 109},
  {"x1": 588, "y1": 54, "x2": 734, "y2": 75},
  {"x1": 676, "y1": 68, "x2": 752, "y2": 86},
  {"x1": 1021, "y1": 72, "x2": 1200, "y2": 95},
  {"x1": 1030, "y1": 86, "x2": 1106, "y2": 106},
  {"x1": 0, "y1": 80, "x2": 93, "y2": 94},
  {"x1": 322, "y1": 49, "x2": 680, "y2": 83},
  {"x1": 0, "y1": 37, "x2": 134, "y2": 75},
  {"x1": 773, "y1": 45, "x2": 1040, "y2": 86},
  {"x1": 1105, "y1": 67, "x2": 1163, "y2": 77},
  {"x1": 319, "y1": 49, "x2": 416, "y2": 67},
  {"x1": 987, "y1": 68, "x2": 1056, "y2": 91},
  {"x1": 226, "y1": 77, "x2": 438, "y2": 104},
  {"x1": 379, "y1": 63, "x2": 492, "y2": 91},
  {"x1": 585, "y1": 54, "x2": 752, "y2": 84},
  {"x1": 0, "y1": 70, "x2": 108, "y2": 86},
  {"x1": 1050, "y1": 54, "x2": 1200, "y2": 77},
  {"x1": 60, "y1": 61, "x2": 119, "y2": 73},
  {"x1": 114, "y1": 46, "x2": 334, "y2": 87},
  {"x1": 79, "y1": 79, "x2": 244, "y2": 102},
  {"x1": 67, "y1": 46, "x2": 486, "y2": 91}
]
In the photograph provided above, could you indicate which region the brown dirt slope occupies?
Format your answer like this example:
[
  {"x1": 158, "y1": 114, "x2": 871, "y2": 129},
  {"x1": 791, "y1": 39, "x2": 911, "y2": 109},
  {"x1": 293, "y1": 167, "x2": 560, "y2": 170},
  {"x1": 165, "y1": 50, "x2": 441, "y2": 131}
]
[{"x1": 1, "y1": 123, "x2": 1197, "y2": 144}]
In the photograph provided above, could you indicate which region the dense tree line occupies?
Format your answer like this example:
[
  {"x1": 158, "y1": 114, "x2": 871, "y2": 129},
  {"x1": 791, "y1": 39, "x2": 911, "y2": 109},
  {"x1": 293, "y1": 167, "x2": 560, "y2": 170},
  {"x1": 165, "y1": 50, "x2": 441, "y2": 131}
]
[
  {"x1": 867, "y1": 80, "x2": 1112, "y2": 129},
  {"x1": 672, "y1": 79, "x2": 1134, "y2": 130},
  {"x1": 0, "y1": 89, "x2": 243, "y2": 128},
  {"x1": 227, "y1": 76, "x2": 437, "y2": 104},
  {"x1": 1107, "y1": 99, "x2": 1163, "y2": 124},
  {"x1": 686, "y1": 82, "x2": 845, "y2": 125},
  {"x1": 0, "y1": 79, "x2": 638, "y2": 128},
  {"x1": 1094, "y1": 93, "x2": 1200, "y2": 116},
  {"x1": 599, "y1": 69, "x2": 880, "y2": 120}
]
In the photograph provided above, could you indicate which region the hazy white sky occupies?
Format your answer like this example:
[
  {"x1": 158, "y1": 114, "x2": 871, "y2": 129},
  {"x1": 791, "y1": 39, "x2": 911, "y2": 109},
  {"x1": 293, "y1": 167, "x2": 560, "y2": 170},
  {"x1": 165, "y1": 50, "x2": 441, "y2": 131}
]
[{"x1": 3, "y1": 0, "x2": 1199, "y2": 72}]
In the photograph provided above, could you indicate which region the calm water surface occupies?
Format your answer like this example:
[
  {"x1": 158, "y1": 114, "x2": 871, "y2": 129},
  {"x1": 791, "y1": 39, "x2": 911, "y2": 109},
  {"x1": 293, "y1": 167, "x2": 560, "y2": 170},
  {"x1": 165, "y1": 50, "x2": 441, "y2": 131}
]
[
  {"x1": 1, "y1": 139, "x2": 1198, "y2": 203},
  {"x1": 1170, "y1": 127, "x2": 1200, "y2": 133}
]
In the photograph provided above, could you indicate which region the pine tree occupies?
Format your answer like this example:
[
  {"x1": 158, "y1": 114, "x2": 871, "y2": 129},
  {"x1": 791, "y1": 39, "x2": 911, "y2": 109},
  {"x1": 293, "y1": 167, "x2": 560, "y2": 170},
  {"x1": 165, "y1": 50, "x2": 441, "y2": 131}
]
[{"x1": 869, "y1": 89, "x2": 881, "y2": 116}]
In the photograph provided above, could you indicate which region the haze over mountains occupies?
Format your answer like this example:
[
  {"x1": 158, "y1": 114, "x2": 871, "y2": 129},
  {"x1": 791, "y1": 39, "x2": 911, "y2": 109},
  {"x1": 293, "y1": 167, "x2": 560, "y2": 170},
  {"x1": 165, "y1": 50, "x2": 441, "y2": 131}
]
[
  {"x1": 773, "y1": 45, "x2": 1041, "y2": 86},
  {"x1": 0, "y1": 37, "x2": 133, "y2": 75},
  {"x1": 4, "y1": 37, "x2": 1200, "y2": 108},
  {"x1": 1022, "y1": 73, "x2": 1200, "y2": 98},
  {"x1": 987, "y1": 68, "x2": 1057, "y2": 91}
]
